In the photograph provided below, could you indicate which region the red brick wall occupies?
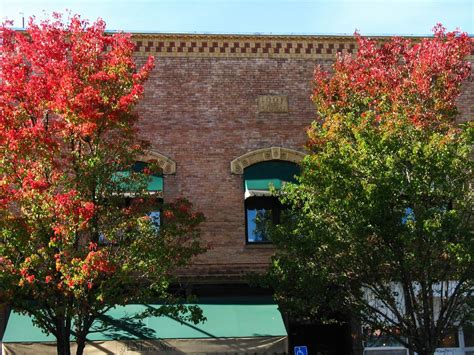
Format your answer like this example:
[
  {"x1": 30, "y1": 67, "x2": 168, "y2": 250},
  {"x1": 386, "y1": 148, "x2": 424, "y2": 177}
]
[
  {"x1": 133, "y1": 34, "x2": 473, "y2": 281},
  {"x1": 135, "y1": 56, "x2": 318, "y2": 279},
  {"x1": 457, "y1": 63, "x2": 474, "y2": 124}
]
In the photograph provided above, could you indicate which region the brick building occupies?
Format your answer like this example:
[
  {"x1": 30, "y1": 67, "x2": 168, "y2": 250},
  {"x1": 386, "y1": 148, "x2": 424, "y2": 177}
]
[
  {"x1": 134, "y1": 34, "x2": 329, "y2": 280},
  {"x1": 131, "y1": 33, "x2": 473, "y2": 353},
  {"x1": 132, "y1": 32, "x2": 472, "y2": 277},
  {"x1": 2, "y1": 33, "x2": 472, "y2": 354}
]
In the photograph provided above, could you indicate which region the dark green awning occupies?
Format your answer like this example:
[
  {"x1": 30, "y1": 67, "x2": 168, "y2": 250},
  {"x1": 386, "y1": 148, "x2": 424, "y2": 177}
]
[{"x1": 244, "y1": 161, "x2": 299, "y2": 198}]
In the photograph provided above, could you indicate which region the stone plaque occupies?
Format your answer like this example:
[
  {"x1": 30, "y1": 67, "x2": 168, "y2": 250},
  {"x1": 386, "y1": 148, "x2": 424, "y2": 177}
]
[{"x1": 258, "y1": 95, "x2": 288, "y2": 113}]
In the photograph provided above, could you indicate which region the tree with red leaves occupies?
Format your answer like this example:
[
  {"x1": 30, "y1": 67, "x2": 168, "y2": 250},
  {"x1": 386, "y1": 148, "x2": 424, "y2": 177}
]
[
  {"x1": 266, "y1": 25, "x2": 472, "y2": 355},
  {"x1": 0, "y1": 14, "x2": 205, "y2": 355}
]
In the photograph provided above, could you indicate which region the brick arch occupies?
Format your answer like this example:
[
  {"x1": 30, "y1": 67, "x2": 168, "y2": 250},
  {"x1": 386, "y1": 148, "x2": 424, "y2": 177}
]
[
  {"x1": 230, "y1": 147, "x2": 306, "y2": 174},
  {"x1": 138, "y1": 150, "x2": 176, "y2": 175}
]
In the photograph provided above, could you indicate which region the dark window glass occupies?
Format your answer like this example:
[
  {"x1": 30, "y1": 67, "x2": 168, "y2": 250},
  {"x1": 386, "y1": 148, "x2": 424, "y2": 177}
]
[
  {"x1": 365, "y1": 335, "x2": 403, "y2": 347},
  {"x1": 245, "y1": 196, "x2": 284, "y2": 243},
  {"x1": 132, "y1": 161, "x2": 148, "y2": 172},
  {"x1": 364, "y1": 327, "x2": 404, "y2": 348},
  {"x1": 464, "y1": 324, "x2": 474, "y2": 347},
  {"x1": 438, "y1": 329, "x2": 459, "y2": 347}
]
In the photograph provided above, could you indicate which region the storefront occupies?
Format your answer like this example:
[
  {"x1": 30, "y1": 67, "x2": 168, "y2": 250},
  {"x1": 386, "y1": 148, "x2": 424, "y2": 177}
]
[{"x1": 1, "y1": 298, "x2": 288, "y2": 354}]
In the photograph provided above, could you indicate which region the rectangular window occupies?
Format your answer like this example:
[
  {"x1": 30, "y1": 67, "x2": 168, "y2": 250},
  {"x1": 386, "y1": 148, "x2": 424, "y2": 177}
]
[
  {"x1": 245, "y1": 196, "x2": 283, "y2": 244},
  {"x1": 149, "y1": 210, "x2": 161, "y2": 229},
  {"x1": 464, "y1": 324, "x2": 474, "y2": 347},
  {"x1": 99, "y1": 197, "x2": 162, "y2": 245},
  {"x1": 438, "y1": 329, "x2": 459, "y2": 347},
  {"x1": 243, "y1": 160, "x2": 299, "y2": 244}
]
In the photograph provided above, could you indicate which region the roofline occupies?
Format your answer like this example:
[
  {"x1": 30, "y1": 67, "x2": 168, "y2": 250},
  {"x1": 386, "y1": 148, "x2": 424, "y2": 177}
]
[
  {"x1": 127, "y1": 32, "x2": 467, "y2": 40},
  {"x1": 9, "y1": 28, "x2": 473, "y2": 60},
  {"x1": 9, "y1": 27, "x2": 474, "y2": 39}
]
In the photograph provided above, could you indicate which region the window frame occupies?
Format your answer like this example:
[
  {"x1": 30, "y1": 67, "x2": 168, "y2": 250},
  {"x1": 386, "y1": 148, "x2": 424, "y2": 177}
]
[
  {"x1": 99, "y1": 194, "x2": 164, "y2": 246},
  {"x1": 245, "y1": 195, "x2": 285, "y2": 244},
  {"x1": 242, "y1": 160, "x2": 300, "y2": 245}
]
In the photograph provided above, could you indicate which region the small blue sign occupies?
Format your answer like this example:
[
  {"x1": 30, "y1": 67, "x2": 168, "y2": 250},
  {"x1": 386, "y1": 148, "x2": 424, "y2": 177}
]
[{"x1": 294, "y1": 345, "x2": 308, "y2": 355}]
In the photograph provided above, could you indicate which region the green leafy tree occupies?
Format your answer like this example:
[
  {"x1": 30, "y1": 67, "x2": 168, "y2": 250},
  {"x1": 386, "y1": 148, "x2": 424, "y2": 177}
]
[
  {"x1": 0, "y1": 14, "x2": 205, "y2": 355},
  {"x1": 266, "y1": 26, "x2": 473, "y2": 355}
]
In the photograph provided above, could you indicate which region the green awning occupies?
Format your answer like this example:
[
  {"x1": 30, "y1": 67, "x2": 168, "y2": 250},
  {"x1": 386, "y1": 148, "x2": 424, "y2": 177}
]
[
  {"x1": 2, "y1": 298, "x2": 287, "y2": 342},
  {"x1": 112, "y1": 171, "x2": 163, "y2": 194},
  {"x1": 109, "y1": 161, "x2": 163, "y2": 195},
  {"x1": 244, "y1": 161, "x2": 299, "y2": 198}
]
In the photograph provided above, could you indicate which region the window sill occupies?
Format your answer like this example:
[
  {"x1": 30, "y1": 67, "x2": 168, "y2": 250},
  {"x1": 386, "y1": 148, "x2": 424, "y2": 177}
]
[{"x1": 244, "y1": 243, "x2": 275, "y2": 249}]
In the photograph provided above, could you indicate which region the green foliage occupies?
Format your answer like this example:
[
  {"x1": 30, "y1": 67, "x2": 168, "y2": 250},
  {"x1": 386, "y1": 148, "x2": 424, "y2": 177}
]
[{"x1": 265, "y1": 27, "x2": 472, "y2": 355}]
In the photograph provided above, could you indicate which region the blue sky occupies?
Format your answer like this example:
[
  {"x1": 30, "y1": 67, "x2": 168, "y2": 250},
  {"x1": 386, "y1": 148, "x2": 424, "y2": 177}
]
[{"x1": 1, "y1": 0, "x2": 472, "y2": 35}]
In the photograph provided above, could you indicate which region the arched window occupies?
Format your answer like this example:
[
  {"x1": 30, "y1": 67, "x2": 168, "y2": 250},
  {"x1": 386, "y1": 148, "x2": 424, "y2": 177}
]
[
  {"x1": 231, "y1": 147, "x2": 305, "y2": 244},
  {"x1": 131, "y1": 161, "x2": 163, "y2": 228},
  {"x1": 132, "y1": 150, "x2": 175, "y2": 227},
  {"x1": 113, "y1": 161, "x2": 163, "y2": 196},
  {"x1": 100, "y1": 151, "x2": 176, "y2": 244},
  {"x1": 244, "y1": 161, "x2": 300, "y2": 244}
]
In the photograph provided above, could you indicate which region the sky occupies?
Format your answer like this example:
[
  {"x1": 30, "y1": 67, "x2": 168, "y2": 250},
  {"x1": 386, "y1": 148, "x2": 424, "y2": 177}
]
[{"x1": 1, "y1": 0, "x2": 472, "y2": 36}]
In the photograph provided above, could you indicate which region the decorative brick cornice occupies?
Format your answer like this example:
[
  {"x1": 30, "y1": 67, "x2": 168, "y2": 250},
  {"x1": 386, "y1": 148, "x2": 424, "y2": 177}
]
[
  {"x1": 230, "y1": 147, "x2": 306, "y2": 174},
  {"x1": 132, "y1": 33, "x2": 358, "y2": 59},
  {"x1": 132, "y1": 33, "x2": 474, "y2": 60}
]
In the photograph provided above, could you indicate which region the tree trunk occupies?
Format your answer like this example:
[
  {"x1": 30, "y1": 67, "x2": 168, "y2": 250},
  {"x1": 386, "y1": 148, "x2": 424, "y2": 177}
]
[
  {"x1": 56, "y1": 331, "x2": 71, "y2": 355},
  {"x1": 56, "y1": 316, "x2": 72, "y2": 355},
  {"x1": 76, "y1": 336, "x2": 86, "y2": 355},
  {"x1": 75, "y1": 314, "x2": 94, "y2": 355}
]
